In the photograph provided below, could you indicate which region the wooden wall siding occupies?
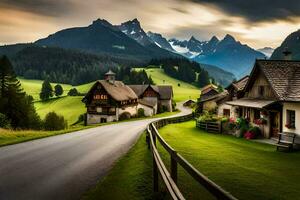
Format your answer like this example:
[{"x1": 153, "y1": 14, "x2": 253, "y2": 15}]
[
  {"x1": 143, "y1": 87, "x2": 159, "y2": 98},
  {"x1": 247, "y1": 72, "x2": 276, "y2": 99}
]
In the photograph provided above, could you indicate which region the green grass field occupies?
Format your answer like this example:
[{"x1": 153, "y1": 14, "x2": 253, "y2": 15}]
[
  {"x1": 19, "y1": 78, "x2": 73, "y2": 101},
  {"x1": 34, "y1": 96, "x2": 86, "y2": 124},
  {"x1": 141, "y1": 68, "x2": 200, "y2": 102},
  {"x1": 84, "y1": 121, "x2": 300, "y2": 200}
]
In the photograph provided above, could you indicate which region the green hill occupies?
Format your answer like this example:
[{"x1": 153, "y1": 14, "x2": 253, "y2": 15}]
[
  {"x1": 20, "y1": 78, "x2": 73, "y2": 101},
  {"x1": 34, "y1": 96, "x2": 85, "y2": 125},
  {"x1": 141, "y1": 68, "x2": 200, "y2": 102},
  {"x1": 20, "y1": 70, "x2": 199, "y2": 125},
  {"x1": 20, "y1": 79, "x2": 86, "y2": 124}
]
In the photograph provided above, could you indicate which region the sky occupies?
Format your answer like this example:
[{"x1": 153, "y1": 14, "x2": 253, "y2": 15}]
[{"x1": 1, "y1": 0, "x2": 300, "y2": 49}]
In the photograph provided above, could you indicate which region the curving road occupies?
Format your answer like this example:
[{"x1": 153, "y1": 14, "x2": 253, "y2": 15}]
[{"x1": 0, "y1": 104, "x2": 191, "y2": 200}]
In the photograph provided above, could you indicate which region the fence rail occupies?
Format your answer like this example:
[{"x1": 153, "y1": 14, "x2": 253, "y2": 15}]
[
  {"x1": 196, "y1": 121, "x2": 222, "y2": 133},
  {"x1": 147, "y1": 114, "x2": 238, "y2": 200}
]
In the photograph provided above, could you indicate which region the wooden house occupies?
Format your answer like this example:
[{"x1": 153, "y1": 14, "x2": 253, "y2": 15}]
[
  {"x1": 82, "y1": 70, "x2": 138, "y2": 124},
  {"x1": 129, "y1": 85, "x2": 173, "y2": 116},
  {"x1": 226, "y1": 60, "x2": 300, "y2": 139},
  {"x1": 217, "y1": 76, "x2": 249, "y2": 117}
]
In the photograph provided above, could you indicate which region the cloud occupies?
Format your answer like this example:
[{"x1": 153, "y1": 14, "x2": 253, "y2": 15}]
[
  {"x1": 0, "y1": 0, "x2": 74, "y2": 16},
  {"x1": 189, "y1": 0, "x2": 300, "y2": 22}
]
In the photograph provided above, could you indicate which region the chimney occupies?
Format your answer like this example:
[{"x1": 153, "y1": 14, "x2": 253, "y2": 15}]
[
  {"x1": 104, "y1": 70, "x2": 116, "y2": 84},
  {"x1": 283, "y1": 47, "x2": 292, "y2": 60}
]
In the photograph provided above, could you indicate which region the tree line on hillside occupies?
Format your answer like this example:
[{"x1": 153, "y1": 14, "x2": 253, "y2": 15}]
[
  {"x1": 39, "y1": 80, "x2": 81, "y2": 101},
  {"x1": 0, "y1": 56, "x2": 67, "y2": 130},
  {"x1": 9, "y1": 46, "x2": 146, "y2": 85},
  {"x1": 149, "y1": 58, "x2": 210, "y2": 87},
  {"x1": 116, "y1": 67, "x2": 154, "y2": 85}
]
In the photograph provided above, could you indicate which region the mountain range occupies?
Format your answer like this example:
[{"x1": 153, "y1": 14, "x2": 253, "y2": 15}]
[
  {"x1": 152, "y1": 34, "x2": 265, "y2": 78},
  {"x1": 2, "y1": 17, "x2": 289, "y2": 86}
]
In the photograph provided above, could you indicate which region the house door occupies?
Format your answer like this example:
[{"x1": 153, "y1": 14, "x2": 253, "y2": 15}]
[
  {"x1": 270, "y1": 112, "x2": 280, "y2": 138},
  {"x1": 101, "y1": 118, "x2": 107, "y2": 123}
]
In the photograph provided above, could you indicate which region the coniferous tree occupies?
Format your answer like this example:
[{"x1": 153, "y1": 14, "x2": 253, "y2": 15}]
[
  {"x1": 0, "y1": 56, "x2": 41, "y2": 129},
  {"x1": 54, "y1": 84, "x2": 63, "y2": 97},
  {"x1": 40, "y1": 79, "x2": 53, "y2": 100},
  {"x1": 197, "y1": 70, "x2": 210, "y2": 87}
]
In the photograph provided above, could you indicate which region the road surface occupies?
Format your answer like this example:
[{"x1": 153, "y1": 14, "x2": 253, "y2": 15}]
[{"x1": 0, "y1": 104, "x2": 191, "y2": 200}]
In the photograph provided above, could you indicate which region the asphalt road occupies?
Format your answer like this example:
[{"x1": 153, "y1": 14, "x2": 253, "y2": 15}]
[{"x1": 0, "y1": 104, "x2": 191, "y2": 200}]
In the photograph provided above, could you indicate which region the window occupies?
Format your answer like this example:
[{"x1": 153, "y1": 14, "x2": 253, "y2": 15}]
[
  {"x1": 286, "y1": 110, "x2": 296, "y2": 129},
  {"x1": 258, "y1": 86, "x2": 265, "y2": 96},
  {"x1": 223, "y1": 109, "x2": 230, "y2": 117},
  {"x1": 93, "y1": 94, "x2": 108, "y2": 100},
  {"x1": 96, "y1": 107, "x2": 102, "y2": 113},
  {"x1": 254, "y1": 109, "x2": 261, "y2": 120}
]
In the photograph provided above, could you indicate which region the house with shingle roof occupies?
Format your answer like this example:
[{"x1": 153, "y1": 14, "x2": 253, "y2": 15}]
[
  {"x1": 82, "y1": 70, "x2": 174, "y2": 124},
  {"x1": 129, "y1": 84, "x2": 173, "y2": 116},
  {"x1": 82, "y1": 71, "x2": 138, "y2": 124},
  {"x1": 226, "y1": 59, "x2": 300, "y2": 138},
  {"x1": 197, "y1": 77, "x2": 248, "y2": 116}
]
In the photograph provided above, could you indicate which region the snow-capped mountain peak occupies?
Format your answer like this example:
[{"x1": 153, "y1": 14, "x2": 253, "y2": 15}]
[{"x1": 117, "y1": 19, "x2": 153, "y2": 46}]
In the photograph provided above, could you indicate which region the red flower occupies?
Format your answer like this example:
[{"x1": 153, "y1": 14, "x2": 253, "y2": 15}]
[{"x1": 244, "y1": 131, "x2": 256, "y2": 139}]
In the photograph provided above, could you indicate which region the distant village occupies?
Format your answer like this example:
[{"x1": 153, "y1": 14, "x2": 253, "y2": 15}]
[{"x1": 82, "y1": 70, "x2": 173, "y2": 124}]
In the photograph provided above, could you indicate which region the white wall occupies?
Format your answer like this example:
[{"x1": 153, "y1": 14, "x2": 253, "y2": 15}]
[
  {"x1": 283, "y1": 102, "x2": 300, "y2": 135},
  {"x1": 160, "y1": 99, "x2": 172, "y2": 112},
  {"x1": 87, "y1": 114, "x2": 117, "y2": 124},
  {"x1": 118, "y1": 105, "x2": 137, "y2": 117},
  {"x1": 217, "y1": 104, "x2": 233, "y2": 117},
  {"x1": 137, "y1": 104, "x2": 154, "y2": 116}
]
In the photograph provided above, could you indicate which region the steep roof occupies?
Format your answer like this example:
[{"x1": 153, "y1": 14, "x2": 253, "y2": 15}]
[
  {"x1": 200, "y1": 90, "x2": 229, "y2": 103},
  {"x1": 83, "y1": 80, "x2": 137, "y2": 102},
  {"x1": 246, "y1": 60, "x2": 300, "y2": 102},
  {"x1": 201, "y1": 84, "x2": 218, "y2": 95},
  {"x1": 128, "y1": 85, "x2": 173, "y2": 100},
  {"x1": 230, "y1": 75, "x2": 249, "y2": 91}
]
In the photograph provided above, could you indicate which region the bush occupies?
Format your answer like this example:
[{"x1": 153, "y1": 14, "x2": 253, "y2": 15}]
[
  {"x1": 44, "y1": 112, "x2": 67, "y2": 130},
  {"x1": 198, "y1": 111, "x2": 220, "y2": 122},
  {"x1": 248, "y1": 126, "x2": 261, "y2": 137},
  {"x1": 0, "y1": 113, "x2": 10, "y2": 128},
  {"x1": 68, "y1": 88, "x2": 79, "y2": 96},
  {"x1": 73, "y1": 114, "x2": 85, "y2": 125},
  {"x1": 119, "y1": 112, "x2": 131, "y2": 121},
  {"x1": 172, "y1": 100, "x2": 176, "y2": 111},
  {"x1": 137, "y1": 108, "x2": 145, "y2": 117},
  {"x1": 54, "y1": 84, "x2": 63, "y2": 97}
]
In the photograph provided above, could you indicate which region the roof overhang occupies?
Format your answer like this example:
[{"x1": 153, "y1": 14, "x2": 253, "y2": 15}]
[{"x1": 226, "y1": 99, "x2": 276, "y2": 109}]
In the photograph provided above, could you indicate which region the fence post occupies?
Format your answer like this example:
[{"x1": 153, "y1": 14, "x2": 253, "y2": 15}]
[
  {"x1": 171, "y1": 154, "x2": 178, "y2": 184},
  {"x1": 146, "y1": 133, "x2": 150, "y2": 149},
  {"x1": 153, "y1": 156, "x2": 159, "y2": 192}
]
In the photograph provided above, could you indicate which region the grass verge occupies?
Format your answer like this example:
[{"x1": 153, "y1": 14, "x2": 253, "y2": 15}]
[
  {"x1": 0, "y1": 110, "x2": 179, "y2": 147},
  {"x1": 83, "y1": 120, "x2": 300, "y2": 200}
]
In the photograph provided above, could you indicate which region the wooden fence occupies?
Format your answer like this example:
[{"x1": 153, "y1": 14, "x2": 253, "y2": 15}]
[
  {"x1": 146, "y1": 114, "x2": 238, "y2": 200},
  {"x1": 196, "y1": 121, "x2": 222, "y2": 133}
]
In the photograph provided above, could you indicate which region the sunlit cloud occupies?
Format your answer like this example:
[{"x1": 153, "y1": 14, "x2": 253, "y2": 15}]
[{"x1": 0, "y1": 0, "x2": 300, "y2": 48}]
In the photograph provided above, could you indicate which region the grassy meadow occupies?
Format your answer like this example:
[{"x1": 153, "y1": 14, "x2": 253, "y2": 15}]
[
  {"x1": 34, "y1": 96, "x2": 86, "y2": 125},
  {"x1": 141, "y1": 68, "x2": 200, "y2": 102},
  {"x1": 20, "y1": 78, "x2": 73, "y2": 101},
  {"x1": 84, "y1": 121, "x2": 300, "y2": 200},
  {"x1": 19, "y1": 68, "x2": 199, "y2": 125}
]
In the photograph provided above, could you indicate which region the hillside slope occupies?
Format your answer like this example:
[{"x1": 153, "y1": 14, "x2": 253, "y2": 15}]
[{"x1": 141, "y1": 68, "x2": 200, "y2": 102}]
